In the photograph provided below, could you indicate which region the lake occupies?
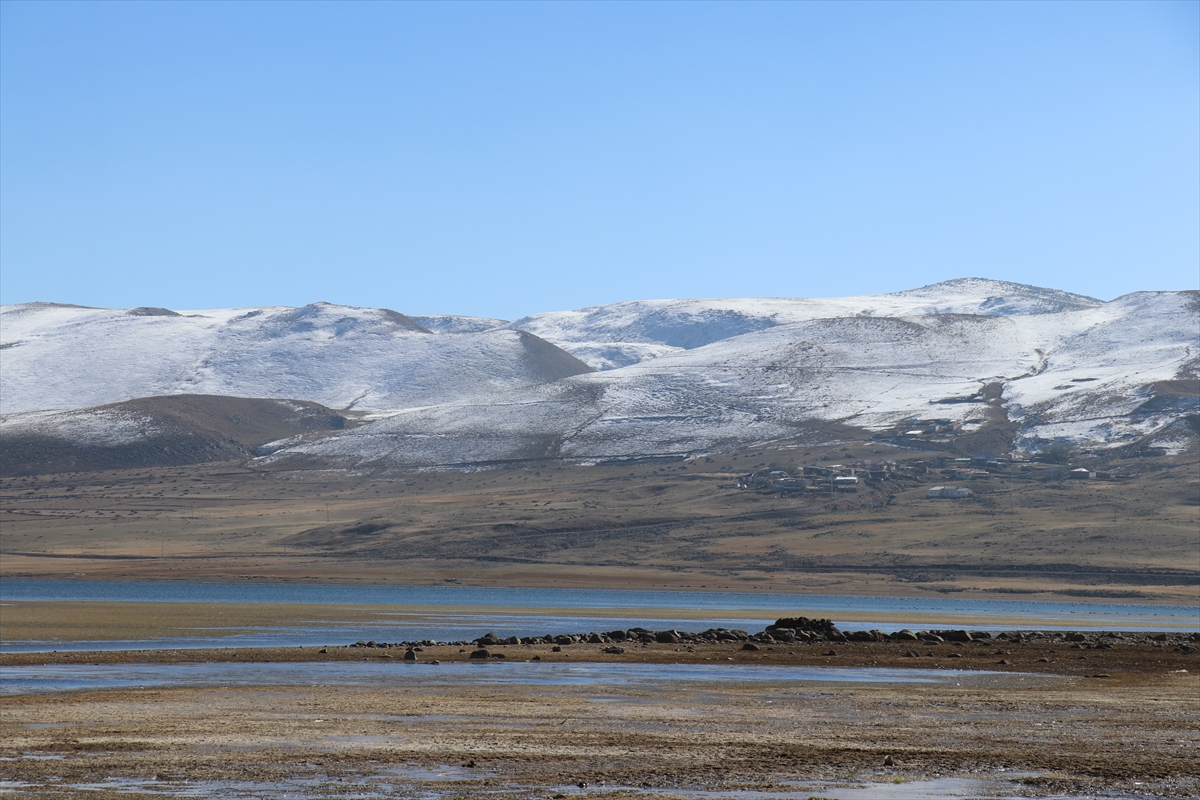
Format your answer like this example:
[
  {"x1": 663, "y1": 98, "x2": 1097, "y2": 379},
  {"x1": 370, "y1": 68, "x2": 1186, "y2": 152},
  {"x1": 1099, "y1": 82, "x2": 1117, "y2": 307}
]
[{"x1": 2, "y1": 579, "x2": 1195, "y2": 652}]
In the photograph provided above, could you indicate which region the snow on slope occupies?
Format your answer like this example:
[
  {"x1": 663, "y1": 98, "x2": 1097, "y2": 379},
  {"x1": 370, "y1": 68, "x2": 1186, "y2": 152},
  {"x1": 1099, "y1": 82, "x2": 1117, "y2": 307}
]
[
  {"x1": 505, "y1": 279, "x2": 1103, "y2": 370},
  {"x1": 4, "y1": 284, "x2": 1193, "y2": 468},
  {"x1": 271, "y1": 291, "x2": 1195, "y2": 467},
  {"x1": 1001, "y1": 292, "x2": 1199, "y2": 447},
  {"x1": 292, "y1": 314, "x2": 1032, "y2": 466},
  {"x1": 409, "y1": 315, "x2": 508, "y2": 334},
  {"x1": 0, "y1": 302, "x2": 591, "y2": 414},
  {"x1": 0, "y1": 406, "x2": 163, "y2": 447}
]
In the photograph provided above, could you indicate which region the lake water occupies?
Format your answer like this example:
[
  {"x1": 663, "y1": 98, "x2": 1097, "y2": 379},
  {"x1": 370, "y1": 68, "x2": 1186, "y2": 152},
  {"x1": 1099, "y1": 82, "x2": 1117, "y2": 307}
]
[
  {"x1": 2, "y1": 579, "x2": 1195, "y2": 652},
  {"x1": 0, "y1": 660, "x2": 1047, "y2": 696}
]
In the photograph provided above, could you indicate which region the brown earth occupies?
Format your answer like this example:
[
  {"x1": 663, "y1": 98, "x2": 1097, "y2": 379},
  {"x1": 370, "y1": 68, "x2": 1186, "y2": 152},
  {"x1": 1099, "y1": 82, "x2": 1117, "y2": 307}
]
[
  {"x1": 4, "y1": 633, "x2": 1198, "y2": 675},
  {"x1": 0, "y1": 395, "x2": 356, "y2": 477},
  {"x1": 1, "y1": 640, "x2": 1197, "y2": 797},
  {"x1": 1, "y1": 439, "x2": 1196, "y2": 602}
]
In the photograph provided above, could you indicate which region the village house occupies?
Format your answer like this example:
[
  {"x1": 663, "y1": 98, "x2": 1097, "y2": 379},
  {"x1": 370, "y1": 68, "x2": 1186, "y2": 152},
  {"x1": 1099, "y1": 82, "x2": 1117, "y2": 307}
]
[{"x1": 928, "y1": 485, "x2": 972, "y2": 499}]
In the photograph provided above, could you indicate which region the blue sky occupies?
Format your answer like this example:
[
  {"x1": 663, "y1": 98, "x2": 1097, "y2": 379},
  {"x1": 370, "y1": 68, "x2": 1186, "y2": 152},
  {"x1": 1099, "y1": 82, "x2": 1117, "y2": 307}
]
[{"x1": 1, "y1": 1, "x2": 1196, "y2": 320}]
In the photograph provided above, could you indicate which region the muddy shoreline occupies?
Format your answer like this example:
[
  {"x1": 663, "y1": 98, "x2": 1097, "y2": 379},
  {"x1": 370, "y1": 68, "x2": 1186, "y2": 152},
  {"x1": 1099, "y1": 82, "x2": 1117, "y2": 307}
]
[
  {"x1": 3, "y1": 627, "x2": 1198, "y2": 798},
  {"x1": 4, "y1": 629, "x2": 1197, "y2": 676}
]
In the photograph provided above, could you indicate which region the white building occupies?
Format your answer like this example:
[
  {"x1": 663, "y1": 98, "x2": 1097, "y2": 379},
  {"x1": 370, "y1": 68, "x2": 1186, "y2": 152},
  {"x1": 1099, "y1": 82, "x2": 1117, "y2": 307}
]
[{"x1": 928, "y1": 485, "x2": 972, "y2": 499}]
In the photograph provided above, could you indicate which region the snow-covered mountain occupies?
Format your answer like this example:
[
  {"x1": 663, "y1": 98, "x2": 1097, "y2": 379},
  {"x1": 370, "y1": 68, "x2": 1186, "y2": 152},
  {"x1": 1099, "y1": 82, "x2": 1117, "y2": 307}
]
[
  {"x1": 271, "y1": 291, "x2": 1196, "y2": 466},
  {"x1": 0, "y1": 301, "x2": 590, "y2": 414},
  {"x1": 2, "y1": 281, "x2": 1196, "y2": 470},
  {"x1": 504, "y1": 279, "x2": 1104, "y2": 370},
  {"x1": 408, "y1": 315, "x2": 509, "y2": 334}
]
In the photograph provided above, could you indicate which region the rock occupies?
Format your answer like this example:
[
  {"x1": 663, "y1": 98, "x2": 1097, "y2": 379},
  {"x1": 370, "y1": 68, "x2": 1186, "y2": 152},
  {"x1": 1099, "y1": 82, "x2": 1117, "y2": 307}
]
[
  {"x1": 554, "y1": 635, "x2": 574, "y2": 645},
  {"x1": 552, "y1": 645, "x2": 562, "y2": 652},
  {"x1": 905, "y1": 649, "x2": 920, "y2": 658},
  {"x1": 656, "y1": 630, "x2": 682, "y2": 644},
  {"x1": 477, "y1": 633, "x2": 501, "y2": 646},
  {"x1": 884, "y1": 755, "x2": 895, "y2": 766},
  {"x1": 998, "y1": 659, "x2": 1010, "y2": 665},
  {"x1": 469, "y1": 649, "x2": 490, "y2": 659},
  {"x1": 948, "y1": 653, "x2": 962, "y2": 658},
  {"x1": 938, "y1": 630, "x2": 973, "y2": 643},
  {"x1": 588, "y1": 634, "x2": 605, "y2": 644},
  {"x1": 531, "y1": 655, "x2": 541, "y2": 661},
  {"x1": 892, "y1": 629, "x2": 919, "y2": 641},
  {"x1": 603, "y1": 646, "x2": 626, "y2": 654},
  {"x1": 742, "y1": 642, "x2": 761, "y2": 651},
  {"x1": 318, "y1": 648, "x2": 327, "y2": 654},
  {"x1": 492, "y1": 653, "x2": 506, "y2": 659},
  {"x1": 404, "y1": 649, "x2": 417, "y2": 661},
  {"x1": 504, "y1": 636, "x2": 520, "y2": 645},
  {"x1": 822, "y1": 650, "x2": 837, "y2": 657},
  {"x1": 774, "y1": 617, "x2": 837, "y2": 634}
]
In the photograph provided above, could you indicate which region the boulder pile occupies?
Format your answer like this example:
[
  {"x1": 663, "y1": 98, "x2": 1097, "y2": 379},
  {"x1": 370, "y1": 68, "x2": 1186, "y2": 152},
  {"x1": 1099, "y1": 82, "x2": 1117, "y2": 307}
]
[{"x1": 343, "y1": 620, "x2": 1200, "y2": 654}]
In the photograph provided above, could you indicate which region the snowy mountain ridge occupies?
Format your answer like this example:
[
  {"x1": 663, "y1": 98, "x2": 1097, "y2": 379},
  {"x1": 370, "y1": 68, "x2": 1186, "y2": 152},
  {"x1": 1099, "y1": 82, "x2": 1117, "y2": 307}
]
[
  {"x1": 504, "y1": 278, "x2": 1104, "y2": 370},
  {"x1": 0, "y1": 301, "x2": 591, "y2": 415},
  {"x1": 1, "y1": 281, "x2": 1195, "y2": 469}
]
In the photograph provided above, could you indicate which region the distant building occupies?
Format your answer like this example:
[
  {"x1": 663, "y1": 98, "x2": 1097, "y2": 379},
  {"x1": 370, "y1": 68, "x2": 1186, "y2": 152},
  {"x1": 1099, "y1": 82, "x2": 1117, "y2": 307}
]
[
  {"x1": 1069, "y1": 468, "x2": 1093, "y2": 480},
  {"x1": 928, "y1": 485, "x2": 972, "y2": 499},
  {"x1": 833, "y1": 476, "x2": 859, "y2": 492}
]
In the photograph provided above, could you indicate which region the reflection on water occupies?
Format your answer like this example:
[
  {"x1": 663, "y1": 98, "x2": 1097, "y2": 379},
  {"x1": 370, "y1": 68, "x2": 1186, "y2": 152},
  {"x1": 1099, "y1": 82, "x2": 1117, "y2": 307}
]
[{"x1": 0, "y1": 661, "x2": 1049, "y2": 696}]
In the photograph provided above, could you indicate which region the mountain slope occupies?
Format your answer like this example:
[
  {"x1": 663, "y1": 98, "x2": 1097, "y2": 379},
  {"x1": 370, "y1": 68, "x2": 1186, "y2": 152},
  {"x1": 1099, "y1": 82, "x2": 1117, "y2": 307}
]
[
  {"x1": 2, "y1": 282, "x2": 1193, "y2": 472},
  {"x1": 0, "y1": 302, "x2": 592, "y2": 414},
  {"x1": 504, "y1": 279, "x2": 1103, "y2": 370},
  {"x1": 270, "y1": 291, "x2": 1195, "y2": 467},
  {"x1": 0, "y1": 394, "x2": 349, "y2": 476}
]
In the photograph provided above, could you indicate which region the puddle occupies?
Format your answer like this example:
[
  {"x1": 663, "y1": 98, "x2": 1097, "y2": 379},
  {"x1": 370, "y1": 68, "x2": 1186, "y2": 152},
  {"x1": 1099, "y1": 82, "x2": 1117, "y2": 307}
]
[
  {"x1": 0, "y1": 660, "x2": 1057, "y2": 696},
  {"x1": 1, "y1": 773, "x2": 1168, "y2": 798}
]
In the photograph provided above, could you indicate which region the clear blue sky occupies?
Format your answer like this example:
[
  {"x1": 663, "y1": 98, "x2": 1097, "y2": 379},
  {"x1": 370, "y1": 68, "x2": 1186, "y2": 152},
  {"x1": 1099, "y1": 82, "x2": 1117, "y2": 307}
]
[{"x1": 2, "y1": 1, "x2": 1196, "y2": 320}]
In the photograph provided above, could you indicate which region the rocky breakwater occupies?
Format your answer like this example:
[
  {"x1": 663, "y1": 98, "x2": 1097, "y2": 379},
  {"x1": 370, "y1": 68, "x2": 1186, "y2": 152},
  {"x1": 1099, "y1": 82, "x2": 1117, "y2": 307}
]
[{"x1": 344, "y1": 619, "x2": 1200, "y2": 659}]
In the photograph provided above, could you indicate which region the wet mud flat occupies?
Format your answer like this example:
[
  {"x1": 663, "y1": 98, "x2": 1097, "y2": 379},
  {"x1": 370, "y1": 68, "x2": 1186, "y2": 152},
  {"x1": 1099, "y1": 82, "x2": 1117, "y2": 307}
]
[{"x1": 2, "y1": 638, "x2": 1198, "y2": 798}]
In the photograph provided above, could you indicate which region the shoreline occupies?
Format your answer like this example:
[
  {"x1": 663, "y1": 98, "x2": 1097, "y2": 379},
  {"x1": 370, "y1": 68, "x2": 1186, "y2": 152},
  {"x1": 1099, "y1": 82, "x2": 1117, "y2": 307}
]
[{"x1": 4, "y1": 628, "x2": 1196, "y2": 678}]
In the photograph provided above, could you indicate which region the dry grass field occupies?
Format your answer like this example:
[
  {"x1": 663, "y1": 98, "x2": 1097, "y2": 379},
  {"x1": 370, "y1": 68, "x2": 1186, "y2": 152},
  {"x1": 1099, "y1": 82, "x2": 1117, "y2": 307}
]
[{"x1": 2, "y1": 439, "x2": 1196, "y2": 603}]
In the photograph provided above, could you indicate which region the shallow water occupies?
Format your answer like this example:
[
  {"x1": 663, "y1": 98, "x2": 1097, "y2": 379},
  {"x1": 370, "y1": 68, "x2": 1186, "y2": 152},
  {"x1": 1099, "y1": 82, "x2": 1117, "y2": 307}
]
[
  {"x1": 3, "y1": 578, "x2": 1195, "y2": 653},
  {"x1": 0, "y1": 661, "x2": 1049, "y2": 696},
  {"x1": 5, "y1": 578, "x2": 1196, "y2": 624},
  {"x1": 0, "y1": 611, "x2": 781, "y2": 653},
  {"x1": 0, "y1": 772, "x2": 1142, "y2": 799}
]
